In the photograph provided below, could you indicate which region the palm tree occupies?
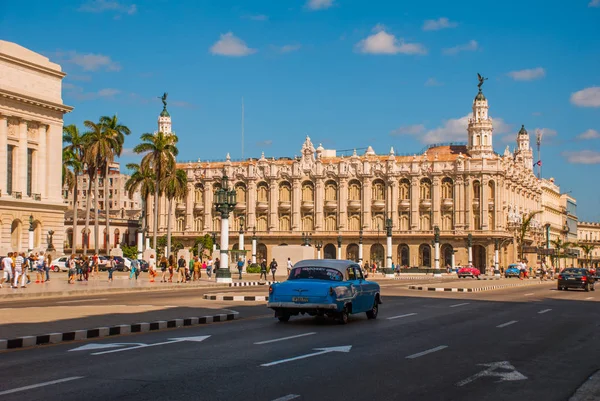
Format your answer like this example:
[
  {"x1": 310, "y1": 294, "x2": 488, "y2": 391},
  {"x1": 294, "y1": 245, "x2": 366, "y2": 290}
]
[
  {"x1": 125, "y1": 163, "x2": 155, "y2": 236},
  {"x1": 517, "y1": 210, "x2": 543, "y2": 260},
  {"x1": 162, "y1": 168, "x2": 188, "y2": 257},
  {"x1": 83, "y1": 120, "x2": 120, "y2": 253},
  {"x1": 578, "y1": 243, "x2": 596, "y2": 268},
  {"x1": 550, "y1": 238, "x2": 572, "y2": 270},
  {"x1": 99, "y1": 115, "x2": 130, "y2": 249},
  {"x1": 63, "y1": 124, "x2": 85, "y2": 252},
  {"x1": 62, "y1": 147, "x2": 80, "y2": 249},
  {"x1": 133, "y1": 131, "x2": 179, "y2": 250}
]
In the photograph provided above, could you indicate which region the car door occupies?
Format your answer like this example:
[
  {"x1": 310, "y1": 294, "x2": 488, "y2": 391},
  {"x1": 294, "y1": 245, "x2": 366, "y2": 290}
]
[
  {"x1": 354, "y1": 266, "x2": 372, "y2": 311},
  {"x1": 346, "y1": 267, "x2": 363, "y2": 313}
]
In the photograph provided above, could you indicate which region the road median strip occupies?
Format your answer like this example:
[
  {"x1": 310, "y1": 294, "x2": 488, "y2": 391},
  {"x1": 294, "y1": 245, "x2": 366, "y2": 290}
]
[
  {"x1": 408, "y1": 281, "x2": 546, "y2": 293},
  {"x1": 0, "y1": 311, "x2": 238, "y2": 351},
  {"x1": 204, "y1": 294, "x2": 268, "y2": 302}
]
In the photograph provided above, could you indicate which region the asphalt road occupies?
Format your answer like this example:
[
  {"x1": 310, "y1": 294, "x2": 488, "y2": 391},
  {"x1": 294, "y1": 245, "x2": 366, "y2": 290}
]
[{"x1": 0, "y1": 282, "x2": 598, "y2": 401}]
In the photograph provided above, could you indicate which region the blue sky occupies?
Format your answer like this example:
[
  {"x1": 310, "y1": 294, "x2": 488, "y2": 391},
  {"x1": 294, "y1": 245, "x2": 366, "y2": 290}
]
[{"x1": 2, "y1": 0, "x2": 600, "y2": 220}]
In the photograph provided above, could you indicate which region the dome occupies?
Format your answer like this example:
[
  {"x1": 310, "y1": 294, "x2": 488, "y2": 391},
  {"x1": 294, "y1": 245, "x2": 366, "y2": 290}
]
[
  {"x1": 160, "y1": 107, "x2": 170, "y2": 117},
  {"x1": 474, "y1": 90, "x2": 486, "y2": 101},
  {"x1": 518, "y1": 124, "x2": 527, "y2": 136}
]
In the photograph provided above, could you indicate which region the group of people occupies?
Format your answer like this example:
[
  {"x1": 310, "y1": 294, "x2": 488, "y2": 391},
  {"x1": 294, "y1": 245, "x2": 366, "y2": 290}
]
[
  {"x1": 148, "y1": 254, "x2": 220, "y2": 283},
  {"x1": 1, "y1": 252, "x2": 52, "y2": 289}
]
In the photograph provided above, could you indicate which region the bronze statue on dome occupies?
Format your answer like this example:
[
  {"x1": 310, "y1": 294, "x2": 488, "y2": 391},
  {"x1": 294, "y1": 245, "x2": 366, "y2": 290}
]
[
  {"x1": 477, "y1": 73, "x2": 487, "y2": 90},
  {"x1": 159, "y1": 92, "x2": 168, "y2": 108}
]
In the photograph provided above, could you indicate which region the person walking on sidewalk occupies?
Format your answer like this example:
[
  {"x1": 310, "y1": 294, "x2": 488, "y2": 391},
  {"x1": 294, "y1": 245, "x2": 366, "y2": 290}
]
[
  {"x1": 81, "y1": 256, "x2": 90, "y2": 281},
  {"x1": 44, "y1": 253, "x2": 51, "y2": 282},
  {"x1": 159, "y1": 256, "x2": 168, "y2": 282},
  {"x1": 14, "y1": 252, "x2": 26, "y2": 288},
  {"x1": 130, "y1": 258, "x2": 140, "y2": 280},
  {"x1": 269, "y1": 258, "x2": 278, "y2": 281},
  {"x1": 259, "y1": 259, "x2": 268, "y2": 281},
  {"x1": 67, "y1": 254, "x2": 77, "y2": 284},
  {"x1": 1, "y1": 252, "x2": 13, "y2": 288},
  {"x1": 193, "y1": 256, "x2": 202, "y2": 280},
  {"x1": 206, "y1": 257, "x2": 213, "y2": 278},
  {"x1": 286, "y1": 258, "x2": 293, "y2": 276},
  {"x1": 168, "y1": 254, "x2": 175, "y2": 282},
  {"x1": 214, "y1": 258, "x2": 220, "y2": 280},
  {"x1": 177, "y1": 254, "x2": 187, "y2": 283},
  {"x1": 106, "y1": 256, "x2": 116, "y2": 282},
  {"x1": 148, "y1": 254, "x2": 157, "y2": 282},
  {"x1": 35, "y1": 253, "x2": 45, "y2": 283},
  {"x1": 237, "y1": 258, "x2": 244, "y2": 280}
]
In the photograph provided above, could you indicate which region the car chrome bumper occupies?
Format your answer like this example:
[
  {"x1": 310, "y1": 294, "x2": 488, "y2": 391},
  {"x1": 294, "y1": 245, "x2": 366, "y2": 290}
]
[{"x1": 267, "y1": 302, "x2": 338, "y2": 310}]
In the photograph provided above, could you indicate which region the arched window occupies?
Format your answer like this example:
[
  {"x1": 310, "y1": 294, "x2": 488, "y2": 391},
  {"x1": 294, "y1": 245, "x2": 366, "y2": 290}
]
[
  {"x1": 81, "y1": 228, "x2": 90, "y2": 249},
  {"x1": 474, "y1": 214, "x2": 481, "y2": 230},
  {"x1": 419, "y1": 244, "x2": 431, "y2": 267},
  {"x1": 488, "y1": 181, "x2": 495, "y2": 203},
  {"x1": 325, "y1": 214, "x2": 337, "y2": 231},
  {"x1": 442, "y1": 213, "x2": 453, "y2": 231},
  {"x1": 194, "y1": 185, "x2": 203, "y2": 203},
  {"x1": 348, "y1": 180, "x2": 361, "y2": 201},
  {"x1": 235, "y1": 183, "x2": 247, "y2": 203},
  {"x1": 370, "y1": 244, "x2": 384, "y2": 265},
  {"x1": 372, "y1": 180, "x2": 385, "y2": 201},
  {"x1": 399, "y1": 213, "x2": 409, "y2": 231},
  {"x1": 11, "y1": 220, "x2": 21, "y2": 250},
  {"x1": 256, "y1": 215, "x2": 268, "y2": 232},
  {"x1": 324, "y1": 244, "x2": 337, "y2": 259},
  {"x1": 399, "y1": 179, "x2": 410, "y2": 200},
  {"x1": 257, "y1": 243, "x2": 267, "y2": 263},
  {"x1": 346, "y1": 244, "x2": 359, "y2": 262},
  {"x1": 473, "y1": 180, "x2": 481, "y2": 200},
  {"x1": 194, "y1": 215, "x2": 203, "y2": 232},
  {"x1": 302, "y1": 182, "x2": 314, "y2": 202},
  {"x1": 257, "y1": 182, "x2": 268, "y2": 202},
  {"x1": 348, "y1": 214, "x2": 361, "y2": 231},
  {"x1": 442, "y1": 244, "x2": 453, "y2": 267},
  {"x1": 279, "y1": 215, "x2": 291, "y2": 231},
  {"x1": 372, "y1": 214, "x2": 384, "y2": 231},
  {"x1": 420, "y1": 178, "x2": 432, "y2": 200},
  {"x1": 420, "y1": 213, "x2": 431, "y2": 231},
  {"x1": 279, "y1": 182, "x2": 291, "y2": 202},
  {"x1": 113, "y1": 228, "x2": 120, "y2": 246},
  {"x1": 325, "y1": 180, "x2": 337, "y2": 201},
  {"x1": 397, "y1": 244, "x2": 409, "y2": 267},
  {"x1": 441, "y1": 178, "x2": 453, "y2": 199},
  {"x1": 212, "y1": 215, "x2": 221, "y2": 231},
  {"x1": 302, "y1": 215, "x2": 313, "y2": 231},
  {"x1": 176, "y1": 217, "x2": 185, "y2": 232},
  {"x1": 66, "y1": 228, "x2": 73, "y2": 249}
]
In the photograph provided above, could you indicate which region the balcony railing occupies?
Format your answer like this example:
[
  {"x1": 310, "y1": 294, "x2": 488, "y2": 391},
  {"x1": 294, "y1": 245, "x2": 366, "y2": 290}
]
[
  {"x1": 278, "y1": 200, "x2": 291, "y2": 211},
  {"x1": 13, "y1": 191, "x2": 22, "y2": 199},
  {"x1": 33, "y1": 193, "x2": 41, "y2": 201}
]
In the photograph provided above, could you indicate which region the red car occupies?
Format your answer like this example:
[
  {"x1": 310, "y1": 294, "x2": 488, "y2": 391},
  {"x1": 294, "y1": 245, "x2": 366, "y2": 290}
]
[{"x1": 457, "y1": 266, "x2": 480, "y2": 279}]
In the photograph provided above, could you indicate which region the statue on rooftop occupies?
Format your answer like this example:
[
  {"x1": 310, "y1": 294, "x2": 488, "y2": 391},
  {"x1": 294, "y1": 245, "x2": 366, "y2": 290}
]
[{"x1": 477, "y1": 73, "x2": 488, "y2": 90}]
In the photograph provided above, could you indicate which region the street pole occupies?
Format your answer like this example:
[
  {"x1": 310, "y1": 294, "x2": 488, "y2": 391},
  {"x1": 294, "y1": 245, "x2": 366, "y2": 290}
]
[
  {"x1": 239, "y1": 220, "x2": 245, "y2": 270},
  {"x1": 137, "y1": 231, "x2": 143, "y2": 259},
  {"x1": 494, "y1": 238, "x2": 500, "y2": 277},
  {"x1": 337, "y1": 233, "x2": 342, "y2": 260},
  {"x1": 316, "y1": 241, "x2": 323, "y2": 260},
  {"x1": 251, "y1": 227, "x2": 257, "y2": 264},
  {"x1": 385, "y1": 218, "x2": 392, "y2": 268},
  {"x1": 214, "y1": 170, "x2": 236, "y2": 284},
  {"x1": 28, "y1": 215, "x2": 34, "y2": 252},
  {"x1": 358, "y1": 229, "x2": 363, "y2": 264},
  {"x1": 433, "y1": 225, "x2": 441, "y2": 277},
  {"x1": 467, "y1": 233, "x2": 473, "y2": 266}
]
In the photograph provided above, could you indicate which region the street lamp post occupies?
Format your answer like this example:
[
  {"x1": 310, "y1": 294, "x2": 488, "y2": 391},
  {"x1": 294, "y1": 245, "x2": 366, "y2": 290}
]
[
  {"x1": 467, "y1": 233, "x2": 473, "y2": 266},
  {"x1": 337, "y1": 233, "x2": 342, "y2": 260},
  {"x1": 494, "y1": 238, "x2": 500, "y2": 277},
  {"x1": 301, "y1": 232, "x2": 312, "y2": 246},
  {"x1": 385, "y1": 217, "x2": 393, "y2": 269},
  {"x1": 211, "y1": 232, "x2": 217, "y2": 253},
  {"x1": 358, "y1": 229, "x2": 363, "y2": 264},
  {"x1": 238, "y1": 217, "x2": 245, "y2": 269},
  {"x1": 213, "y1": 170, "x2": 237, "y2": 283},
  {"x1": 433, "y1": 225, "x2": 441, "y2": 277},
  {"x1": 28, "y1": 215, "x2": 34, "y2": 252},
  {"x1": 251, "y1": 227, "x2": 257, "y2": 264},
  {"x1": 136, "y1": 216, "x2": 143, "y2": 260},
  {"x1": 315, "y1": 240, "x2": 323, "y2": 259}
]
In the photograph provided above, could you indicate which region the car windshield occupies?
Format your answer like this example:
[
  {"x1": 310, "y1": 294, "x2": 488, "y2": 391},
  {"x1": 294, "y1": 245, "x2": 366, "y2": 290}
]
[
  {"x1": 563, "y1": 268, "x2": 585, "y2": 274},
  {"x1": 288, "y1": 266, "x2": 343, "y2": 281}
]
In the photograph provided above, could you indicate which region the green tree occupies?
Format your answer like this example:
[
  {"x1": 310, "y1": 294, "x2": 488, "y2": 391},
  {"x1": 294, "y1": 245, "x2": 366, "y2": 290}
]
[
  {"x1": 550, "y1": 238, "x2": 573, "y2": 270},
  {"x1": 99, "y1": 115, "x2": 130, "y2": 251},
  {"x1": 517, "y1": 210, "x2": 543, "y2": 260},
  {"x1": 193, "y1": 234, "x2": 214, "y2": 258},
  {"x1": 133, "y1": 131, "x2": 179, "y2": 250},
  {"x1": 578, "y1": 243, "x2": 596, "y2": 268},
  {"x1": 63, "y1": 124, "x2": 85, "y2": 252},
  {"x1": 162, "y1": 168, "x2": 188, "y2": 257},
  {"x1": 124, "y1": 162, "x2": 155, "y2": 235}
]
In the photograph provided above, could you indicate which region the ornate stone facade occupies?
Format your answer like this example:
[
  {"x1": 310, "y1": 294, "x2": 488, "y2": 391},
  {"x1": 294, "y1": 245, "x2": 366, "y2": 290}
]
[
  {"x1": 150, "y1": 86, "x2": 558, "y2": 269},
  {"x1": 0, "y1": 40, "x2": 72, "y2": 255}
]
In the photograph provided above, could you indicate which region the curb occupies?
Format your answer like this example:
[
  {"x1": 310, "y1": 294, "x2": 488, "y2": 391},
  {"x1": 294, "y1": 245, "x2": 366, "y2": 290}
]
[
  {"x1": 569, "y1": 369, "x2": 600, "y2": 401},
  {"x1": 229, "y1": 281, "x2": 278, "y2": 287},
  {"x1": 408, "y1": 282, "x2": 546, "y2": 293},
  {"x1": 0, "y1": 311, "x2": 238, "y2": 351},
  {"x1": 204, "y1": 294, "x2": 268, "y2": 302}
]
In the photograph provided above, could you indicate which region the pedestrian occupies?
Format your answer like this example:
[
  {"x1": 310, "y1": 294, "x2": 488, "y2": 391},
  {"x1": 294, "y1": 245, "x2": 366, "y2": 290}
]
[
  {"x1": 92, "y1": 253, "x2": 99, "y2": 278},
  {"x1": 160, "y1": 256, "x2": 168, "y2": 282},
  {"x1": 194, "y1": 256, "x2": 202, "y2": 280},
  {"x1": 286, "y1": 258, "x2": 293, "y2": 275},
  {"x1": 269, "y1": 258, "x2": 278, "y2": 281},
  {"x1": 107, "y1": 256, "x2": 116, "y2": 282},
  {"x1": 131, "y1": 258, "x2": 140, "y2": 280},
  {"x1": 81, "y1": 256, "x2": 90, "y2": 281},
  {"x1": 1, "y1": 252, "x2": 13, "y2": 288},
  {"x1": 129, "y1": 258, "x2": 137, "y2": 280},
  {"x1": 148, "y1": 254, "x2": 157, "y2": 283},
  {"x1": 76, "y1": 255, "x2": 83, "y2": 281},
  {"x1": 259, "y1": 259, "x2": 267, "y2": 281},
  {"x1": 35, "y1": 253, "x2": 45, "y2": 283},
  {"x1": 214, "y1": 258, "x2": 220, "y2": 280},
  {"x1": 168, "y1": 254, "x2": 175, "y2": 282},
  {"x1": 14, "y1": 252, "x2": 26, "y2": 288},
  {"x1": 45, "y1": 253, "x2": 51, "y2": 282},
  {"x1": 177, "y1": 254, "x2": 187, "y2": 283},
  {"x1": 189, "y1": 256, "x2": 196, "y2": 280},
  {"x1": 237, "y1": 257, "x2": 244, "y2": 280},
  {"x1": 68, "y1": 254, "x2": 77, "y2": 284}
]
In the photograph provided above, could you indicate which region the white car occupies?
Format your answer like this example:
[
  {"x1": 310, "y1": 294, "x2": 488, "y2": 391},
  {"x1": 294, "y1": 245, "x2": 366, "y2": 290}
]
[{"x1": 50, "y1": 256, "x2": 71, "y2": 272}]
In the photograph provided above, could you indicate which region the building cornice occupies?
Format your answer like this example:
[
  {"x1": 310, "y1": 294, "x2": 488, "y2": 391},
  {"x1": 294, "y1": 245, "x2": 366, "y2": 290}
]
[
  {"x1": 0, "y1": 52, "x2": 66, "y2": 79},
  {"x1": 0, "y1": 88, "x2": 73, "y2": 114}
]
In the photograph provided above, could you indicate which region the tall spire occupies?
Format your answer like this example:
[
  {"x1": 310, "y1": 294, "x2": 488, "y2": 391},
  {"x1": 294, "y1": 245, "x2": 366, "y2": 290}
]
[
  {"x1": 158, "y1": 92, "x2": 172, "y2": 134},
  {"x1": 467, "y1": 73, "x2": 493, "y2": 158}
]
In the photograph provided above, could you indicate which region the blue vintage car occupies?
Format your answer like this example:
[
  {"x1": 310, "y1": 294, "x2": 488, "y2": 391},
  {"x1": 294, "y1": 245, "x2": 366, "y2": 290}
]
[
  {"x1": 505, "y1": 264, "x2": 521, "y2": 278},
  {"x1": 267, "y1": 259, "x2": 382, "y2": 324}
]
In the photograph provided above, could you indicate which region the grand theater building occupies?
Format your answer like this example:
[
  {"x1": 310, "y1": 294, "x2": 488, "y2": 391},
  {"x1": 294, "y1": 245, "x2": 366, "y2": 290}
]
[{"x1": 151, "y1": 87, "x2": 547, "y2": 269}]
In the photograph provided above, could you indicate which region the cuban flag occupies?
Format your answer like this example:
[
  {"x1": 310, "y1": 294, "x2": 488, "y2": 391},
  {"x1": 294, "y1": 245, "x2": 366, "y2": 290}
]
[{"x1": 534, "y1": 160, "x2": 542, "y2": 167}]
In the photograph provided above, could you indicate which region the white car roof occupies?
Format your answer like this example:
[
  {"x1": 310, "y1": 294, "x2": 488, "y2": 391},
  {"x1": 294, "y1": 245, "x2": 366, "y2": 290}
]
[{"x1": 293, "y1": 259, "x2": 360, "y2": 273}]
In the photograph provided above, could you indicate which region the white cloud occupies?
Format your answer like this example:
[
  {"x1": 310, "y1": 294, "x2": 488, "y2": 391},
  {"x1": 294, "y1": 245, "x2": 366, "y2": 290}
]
[
  {"x1": 570, "y1": 86, "x2": 600, "y2": 107},
  {"x1": 422, "y1": 17, "x2": 458, "y2": 31},
  {"x1": 422, "y1": 114, "x2": 510, "y2": 144},
  {"x1": 507, "y1": 67, "x2": 546, "y2": 81},
  {"x1": 278, "y1": 44, "x2": 302, "y2": 53},
  {"x1": 78, "y1": 0, "x2": 136, "y2": 15},
  {"x1": 257, "y1": 140, "x2": 273, "y2": 147},
  {"x1": 442, "y1": 40, "x2": 479, "y2": 55},
  {"x1": 242, "y1": 14, "x2": 268, "y2": 21},
  {"x1": 562, "y1": 150, "x2": 600, "y2": 164},
  {"x1": 97, "y1": 88, "x2": 120, "y2": 97},
  {"x1": 578, "y1": 129, "x2": 600, "y2": 140},
  {"x1": 50, "y1": 50, "x2": 121, "y2": 71},
  {"x1": 63, "y1": 84, "x2": 121, "y2": 101},
  {"x1": 210, "y1": 32, "x2": 257, "y2": 57},
  {"x1": 390, "y1": 124, "x2": 426, "y2": 136},
  {"x1": 589, "y1": 0, "x2": 600, "y2": 7},
  {"x1": 119, "y1": 148, "x2": 136, "y2": 157},
  {"x1": 306, "y1": 0, "x2": 334, "y2": 10},
  {"x1": 425, "y1": 77, "x2": 443, "y2": 87},
  {"x1": 355, "y1": 26, "x2": 427, "y2": 55},
  {"x1": 534, "y1": 127, "x2": 557, "y2": 138}
]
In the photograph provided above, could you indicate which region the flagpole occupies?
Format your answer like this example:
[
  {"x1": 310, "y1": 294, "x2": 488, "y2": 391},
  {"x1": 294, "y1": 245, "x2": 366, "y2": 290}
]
[{"x1": 536, "y1": 129, "x2": 543, "y2": 179}]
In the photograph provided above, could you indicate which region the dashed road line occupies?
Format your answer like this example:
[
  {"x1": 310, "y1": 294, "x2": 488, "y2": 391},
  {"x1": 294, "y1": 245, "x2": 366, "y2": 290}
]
[
  {"x1": 0, "y1": 376, "x2": 84, "y2": 396},
  {"x1": 56, "y1": 298, "x2": 108, "y2": 304},
  {"x1": 254, "y1": 332, "x2": 316, "y2": 345},
  {"x1": 406, "y1": 345, "x2": 448, "y2": 359},
  {"x1": 538, "y1": 309, "x2": 552, "y2": 314},
  {"x1": 387, "y1": 313, "x2": 418, "y2": 320},
  {"x1": 271, "y1": 394, "x2": 300, "y2": 401},
  {"x1": 496, "y1": 320, "x2": 518, "y2": 328},
  {"x1": 449, "y1": 303, "x2": 470, "y2": 308}
]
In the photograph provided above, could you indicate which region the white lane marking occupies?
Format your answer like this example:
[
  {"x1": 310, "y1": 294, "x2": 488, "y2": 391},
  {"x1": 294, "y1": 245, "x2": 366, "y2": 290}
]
[
  {"x1": 56, "y1": 298, "x2": 108, "y2": 304},
  {"x1": 456, "y1": 361, "x2": 527, "y2": 387},
  {"x1": 387, "y1": 313, "x2": 417, "y2": 320},
  {"x1": 496, "y1": 320, "x2": 518, "y2": 328},
  {"x1": 255, "y1": 332, "x2": 316, "y2": 345},
  {"x1": 261, "y1": 345, "x2": 352, "y2": 367},
  {"x1": 449, "y1": 303, "x2": 470, "y2": 308},
  {"x1": 585, "y1": 297, "x2": 594, "y2": 300},
  {"x1": 524, "y1": 293, "x2": 534, "y2": 296},
  {"x1": 0, "y1": 376, "x2": 84, "y2": 396},
  {"x1": 271, "y1": 395, "x2": 300, "y2": 401},
  {"x1": 538, "y1": 309, "x2": 552, "y2": 314},
  {"x1": 406, "y1": 345, "x2": 448, "y2": 359},
  {"x1": 91, "y1": 336, "x2": 210, "y2": 355}
]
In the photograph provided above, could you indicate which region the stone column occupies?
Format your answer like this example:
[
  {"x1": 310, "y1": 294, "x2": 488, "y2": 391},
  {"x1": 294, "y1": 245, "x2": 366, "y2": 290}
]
[
  {"x1": 47, "y1": 124, "x2": 63, "y2": 202},
  {"x1": 453, "y1": 177, "x2": 462, "y2": 230},
  {"x1": 203, "y1": 182, "x2": 212, "y2": 231},
  {"x1": 339, "y1": 178, "x2": 348, "y2": 230},
  {"x1": 464, "y1": 179, "x2": 471, "y2": 230},
  {"x1": 292, "y1": 179, "x2": 301, "y2": 230},
  {"x1": 315, "y1": 179, "x2": 324, "y2": 230},
  {"x1": 269, "y1": 179, "x2": 278, "y2": 231},
  {"x1": 390, "y1": 181, "x2": 398, "y2": 229},
  {"x1": 239, "y1": 228, "x2": 245, "y2": 271},
  {"x1": 0, "y1": 117, "x2": 7, "y2": 193},
  {"x1": 247, "y1": 180, "x2": 256, "y2": 229},
  {"x1": 482, "y1": 178, "x2": 489, "y2": 230},
  {"x1": 362, "y1": 179, "x2": 372, "y2": 230},
  {"x1": 185, "y1": 182, "x2": 193, "y2": 230},
  {"x1": 137, "y1": 231, "x2": 143, "y2": 259},
  {"x1": 432, "y1": 176, "x2": 441, "y2": 227},
  {"x1": 217, "y1": 215, "x2": 232, "y2": 283},
  {"x1": 18, "y1": 119, "x2": 28, "y2": 195},
  {"x1": 410, "y1": 176, "x2": 419, "y2": 230},
  {"x1": 37, "y1": 124, "x2": 47, "y2": 198},
  {"x1": 251, "y1": 235, "x2": 257, "y2": 264}
]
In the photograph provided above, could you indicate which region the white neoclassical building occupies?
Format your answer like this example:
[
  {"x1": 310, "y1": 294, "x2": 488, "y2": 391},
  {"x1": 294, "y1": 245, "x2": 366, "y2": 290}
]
[
  {"x1": 0, "y1": 40, "x2": 72, "y2": 255},
  {"x1": 150, "y1": 85, "x2": 560, "y2": 269}
]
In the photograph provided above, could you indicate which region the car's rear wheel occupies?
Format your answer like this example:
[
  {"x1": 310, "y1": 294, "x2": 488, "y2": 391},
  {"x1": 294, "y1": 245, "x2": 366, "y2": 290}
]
[
  {"x1": 338, "y1": 308, "x2": 349, "y2": 325},
  {"x1": 278, "y1": 314, "x2": 290, "y2": 323},
  {"x1": 584, "y1": 283, "x2": 590, "y2": 292},
  {"x1": 52, "y1": 266, "x2": 59, "y2": 272},
  {"x1": 366, "y1": 302, "x2": 378, "y2": 320}
]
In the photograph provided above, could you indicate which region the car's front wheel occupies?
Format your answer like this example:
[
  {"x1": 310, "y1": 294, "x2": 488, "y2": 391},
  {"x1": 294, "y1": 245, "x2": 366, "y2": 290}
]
[
  {"x1": 278, "y1": 315, "x2": 290, "y2": 322},
  {"x1": 366, "y1": 302, "x2": 378, "y2": 320},
  {"x1": 584, "y1": 283, "x2": 590, "y2": 292},
  {"x1": 338, "y1": 308, "x2": 349, "y2": 325}
]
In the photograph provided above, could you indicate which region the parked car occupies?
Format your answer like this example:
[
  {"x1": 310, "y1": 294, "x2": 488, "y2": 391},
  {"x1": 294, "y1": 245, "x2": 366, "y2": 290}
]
[
  {"x1": 457, "y1": 266, "x2": 481, "y2": 279},
  {"x1": 504, "y1": 264, "x2": 521, "y2": 278},
  {"x1": 138, "y1": 259, "x2": 149, "y2": 272},
  {"x1": 114, "y1": 256, "x2": 131, "y2": 271},
  {"x1": 50, "y1": 256, "x2": 71, "y2": 272},
  {"x1": 267, "y1": 259, "x2": 382, "y2": 324},
  {"x1": 557, "y1": 268, "x2": 596, "y2": 292}
]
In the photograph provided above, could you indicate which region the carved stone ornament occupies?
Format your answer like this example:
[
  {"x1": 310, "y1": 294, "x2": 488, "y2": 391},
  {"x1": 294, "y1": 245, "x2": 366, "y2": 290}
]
[
  {"x1": 27, "y1": 122, "x2": 39, "y2": 139},
  {"x1": 7, "y1": 118, "x2": 19, "y2": 137}
]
